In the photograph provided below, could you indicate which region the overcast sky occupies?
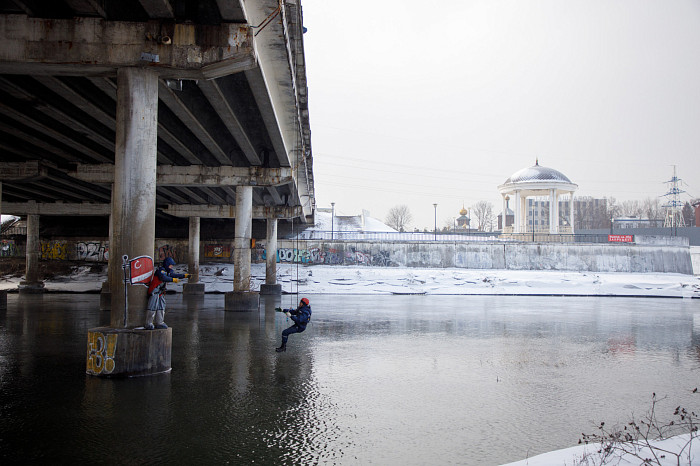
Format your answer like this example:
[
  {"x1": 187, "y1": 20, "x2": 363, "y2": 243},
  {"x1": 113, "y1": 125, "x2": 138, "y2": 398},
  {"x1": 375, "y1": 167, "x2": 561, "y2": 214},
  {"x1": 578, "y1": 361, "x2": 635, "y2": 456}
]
[{"x1": 300, "y1": 0, "x2": 700, "y2": 230}]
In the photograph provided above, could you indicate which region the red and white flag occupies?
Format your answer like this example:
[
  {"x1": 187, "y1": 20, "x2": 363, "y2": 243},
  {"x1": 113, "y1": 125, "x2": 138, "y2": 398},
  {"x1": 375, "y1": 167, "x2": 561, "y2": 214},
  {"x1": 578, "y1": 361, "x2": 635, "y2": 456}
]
[{"x1": 129, "y1": 256, "x2": 154, "y2": 285}]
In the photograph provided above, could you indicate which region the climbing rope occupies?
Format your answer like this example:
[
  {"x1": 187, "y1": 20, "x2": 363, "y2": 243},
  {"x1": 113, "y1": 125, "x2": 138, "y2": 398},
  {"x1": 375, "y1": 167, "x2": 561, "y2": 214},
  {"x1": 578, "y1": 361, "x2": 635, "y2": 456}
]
[{"x1": 251, "y1": 1, "x2": 282, "y2": 37}]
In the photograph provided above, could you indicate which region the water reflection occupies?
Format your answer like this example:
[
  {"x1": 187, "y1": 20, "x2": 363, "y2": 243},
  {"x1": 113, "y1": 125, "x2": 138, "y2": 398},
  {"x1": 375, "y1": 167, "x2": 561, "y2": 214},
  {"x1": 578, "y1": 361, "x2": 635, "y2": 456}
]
[{"x1": 0, "y1": 293, "x2": 698, "y2": 464}]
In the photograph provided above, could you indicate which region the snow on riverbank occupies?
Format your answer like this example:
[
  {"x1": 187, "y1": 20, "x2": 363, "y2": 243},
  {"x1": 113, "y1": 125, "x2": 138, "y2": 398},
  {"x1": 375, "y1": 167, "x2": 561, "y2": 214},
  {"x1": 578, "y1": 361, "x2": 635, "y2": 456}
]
[
  {"x1": 1, "y1": 262, "x2": 699, "y2": 298},
  {"x1": 503, "y1": 433, "x2": 698, "y2": 465}
]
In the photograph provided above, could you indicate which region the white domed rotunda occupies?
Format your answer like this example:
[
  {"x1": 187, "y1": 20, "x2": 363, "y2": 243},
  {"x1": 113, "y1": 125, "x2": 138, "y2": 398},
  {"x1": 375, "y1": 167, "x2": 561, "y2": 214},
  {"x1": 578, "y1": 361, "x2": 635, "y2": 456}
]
[{"x1": 498, "y1": 160, "x2": 578, "y2": 235}]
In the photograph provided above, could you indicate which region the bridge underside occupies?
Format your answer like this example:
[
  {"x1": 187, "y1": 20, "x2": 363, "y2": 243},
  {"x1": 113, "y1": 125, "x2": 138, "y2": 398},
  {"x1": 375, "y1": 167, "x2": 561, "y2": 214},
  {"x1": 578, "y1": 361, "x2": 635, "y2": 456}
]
[
  {"x1": 0, "y1": 0, "x2": 314, "y2": 229},
  {"x1": 0, "y1": 1, "x2": 315, "y2": 324}
]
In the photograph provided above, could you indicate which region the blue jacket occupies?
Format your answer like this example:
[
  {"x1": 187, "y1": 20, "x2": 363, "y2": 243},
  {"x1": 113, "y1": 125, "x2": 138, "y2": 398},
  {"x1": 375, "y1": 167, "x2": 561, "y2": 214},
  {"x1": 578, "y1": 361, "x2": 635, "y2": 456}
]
[
  {"x1": 286, "y1": 303, "x2": 312, "y2": 329},
  {"x1": 148, "y1": 257, "x2": 186, "y2": 296}
]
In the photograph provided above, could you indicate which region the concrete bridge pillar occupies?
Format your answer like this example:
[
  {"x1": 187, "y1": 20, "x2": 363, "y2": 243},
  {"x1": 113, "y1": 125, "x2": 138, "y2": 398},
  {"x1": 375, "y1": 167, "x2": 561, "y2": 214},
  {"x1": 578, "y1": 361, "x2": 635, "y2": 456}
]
[
  {"x1": 183, "y1": 216, "x2": 205, "y2": 295},
  {"x1": 0, "y1": 183, "x2": 5, "y2": 308},
  {"x1": 19, "y1": 212, "x2": 44, "y2": 293},
  {"x1": 260, "y1": 216, "x2": 281, "y2": 295},
  {"x1": 100, "y1": 201, "x2": 113, "y2": 311},
  {"x1": 225, "y1": 185, "x2": 259, "y2": 310},
  {"x1": 88, "y1": 67, "x2": 170, "y2": 378},
  {"x1": 513, "y1": 190, "x2": 522, "y2": 234},
  {"x1": 108, "y1": 67, "x2": 158, "y2": 328}
]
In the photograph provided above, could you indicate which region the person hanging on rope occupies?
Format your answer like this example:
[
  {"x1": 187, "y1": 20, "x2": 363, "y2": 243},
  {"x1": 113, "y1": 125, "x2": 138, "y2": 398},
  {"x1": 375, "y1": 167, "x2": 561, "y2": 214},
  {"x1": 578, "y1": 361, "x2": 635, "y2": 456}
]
[
  {"x1": 275, "y1": 297, "x2": 312, "y2": 352},
  {"x1": 144, "y1": 257, "x2": 190, "y2": 330}
]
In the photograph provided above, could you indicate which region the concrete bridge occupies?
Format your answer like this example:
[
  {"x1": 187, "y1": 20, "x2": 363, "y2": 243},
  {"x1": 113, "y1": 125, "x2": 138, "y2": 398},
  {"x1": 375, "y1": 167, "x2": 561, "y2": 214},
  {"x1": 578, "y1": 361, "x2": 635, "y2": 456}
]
[{"x1": 0, "y1": 1, "x2": 314, "y2": 375}]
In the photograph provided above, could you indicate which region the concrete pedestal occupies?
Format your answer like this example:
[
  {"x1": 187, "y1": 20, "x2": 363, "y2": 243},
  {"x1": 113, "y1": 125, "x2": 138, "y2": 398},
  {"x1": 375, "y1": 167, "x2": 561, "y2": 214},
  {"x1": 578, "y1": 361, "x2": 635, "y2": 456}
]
[
  {"x1": 0, "y1": 290, "x2": 6, "y2": 310},
  {"x1": 86, "y1": 327, "x2": 172, "y2": 377},
  {"x1": 259, "y1": 284, "x2": 282, "y2": 296},
  {"x1": 183, "y1": 283, "x2": 205, "y2": 295},
  {"x1": 18, "y1": 281, "x2": 45, "y2": 294},
  {"x1": 100, "y1": 281, "x2": 111, "y2": 311},
  {"x1": 225, "y1": 291, "x2": 259, "y2": 311}
]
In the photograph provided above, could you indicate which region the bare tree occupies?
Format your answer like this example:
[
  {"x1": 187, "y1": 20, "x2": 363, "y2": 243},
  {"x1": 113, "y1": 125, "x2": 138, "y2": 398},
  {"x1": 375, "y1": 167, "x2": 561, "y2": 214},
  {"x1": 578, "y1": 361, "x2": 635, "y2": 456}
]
[
  {"x1": 642, "y1": 197, "x2": 663, "y2": 221},
  {"x1": 620, "y1": 200, "x2": 643, "y2": 217},
  {"x1": 607, "y1": 196, "x2": 621, "y2": 219},
  {"x1": 682, "y1": 201, "x2": 694, "y2": 227},
  {"x1": 471, "y1": 201, "x2": 494, "y2": 232},
  {"x1": 443, "y1": 217, "x2": 456, "y2": 231},
  {"x1": 385, "y1": 205, "x2": 413, "y2": 232}
]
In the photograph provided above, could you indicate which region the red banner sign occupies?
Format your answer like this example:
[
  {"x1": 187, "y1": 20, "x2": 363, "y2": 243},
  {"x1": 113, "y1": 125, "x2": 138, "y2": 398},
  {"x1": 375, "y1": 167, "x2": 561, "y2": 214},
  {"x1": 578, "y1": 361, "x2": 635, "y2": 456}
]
[
  {"x1": 129, "y1": 256, "x2": 154, "y2": 285},
  {"x1": 608, "y1": 235, "x2": 634, "y2": 243}
]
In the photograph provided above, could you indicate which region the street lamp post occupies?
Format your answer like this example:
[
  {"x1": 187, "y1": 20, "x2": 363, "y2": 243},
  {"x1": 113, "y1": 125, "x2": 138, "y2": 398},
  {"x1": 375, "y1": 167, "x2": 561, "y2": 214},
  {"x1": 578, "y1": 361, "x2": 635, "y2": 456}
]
[
  {"x1": 433, "y1": 203, "x2": 438, "y2": 241},
  {"x1": 331, "y1": 202, "x2": 335, "y2": 240}
]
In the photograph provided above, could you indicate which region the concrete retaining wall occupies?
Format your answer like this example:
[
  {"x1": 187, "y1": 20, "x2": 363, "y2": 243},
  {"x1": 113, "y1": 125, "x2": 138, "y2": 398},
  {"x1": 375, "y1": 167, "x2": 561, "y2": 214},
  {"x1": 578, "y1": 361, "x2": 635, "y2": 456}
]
[
  {"x1": 273, "y1": 240, "x2": 693, "y2": 274},
  {"x1": 691, "y1": 246, "x2": 700, "y2": 275},
  {"x1": 0, "y1": 236, "x2": 694, "y2": 274}
]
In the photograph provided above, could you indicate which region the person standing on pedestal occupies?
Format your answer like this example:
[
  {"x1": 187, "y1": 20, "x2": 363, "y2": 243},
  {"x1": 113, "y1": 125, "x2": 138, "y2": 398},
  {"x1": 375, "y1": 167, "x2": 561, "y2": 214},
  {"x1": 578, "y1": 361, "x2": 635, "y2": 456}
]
[{"x1": 145, "y1": 257, "x2": 189, "y2": 329}]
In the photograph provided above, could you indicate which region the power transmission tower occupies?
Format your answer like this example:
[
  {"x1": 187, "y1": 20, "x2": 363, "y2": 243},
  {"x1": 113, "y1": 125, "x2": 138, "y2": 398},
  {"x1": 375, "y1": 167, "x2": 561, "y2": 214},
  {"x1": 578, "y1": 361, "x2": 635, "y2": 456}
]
[{"x1": 662, "y1": 165, "x2": 686, "y2": 231}]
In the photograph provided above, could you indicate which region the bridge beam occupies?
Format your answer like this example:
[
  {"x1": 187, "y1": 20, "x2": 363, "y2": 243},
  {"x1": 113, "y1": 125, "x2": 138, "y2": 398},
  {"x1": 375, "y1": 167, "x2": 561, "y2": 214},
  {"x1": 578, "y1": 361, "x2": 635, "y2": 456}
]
[
  {"x1": 163, "y1": 204, "x2": 302, "y2": 219},
  {"x1": 0, "y1": 16, "x2": 255, "y2": 79},
  {"x1": 67, "y1": 163, "x2": 293, "y2": 187}
]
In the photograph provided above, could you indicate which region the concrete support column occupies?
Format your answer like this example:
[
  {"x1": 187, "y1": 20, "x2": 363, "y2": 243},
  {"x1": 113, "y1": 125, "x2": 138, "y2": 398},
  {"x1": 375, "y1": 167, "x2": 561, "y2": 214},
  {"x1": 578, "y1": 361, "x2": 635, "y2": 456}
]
[
  {"x1": 100, "y1": 195, "x2": 113, "y2": 311},
  {"x1": 0, "y1": 183, "x2": 4, "y2": 308},
  {"x1": 549, "y1": 188, "x2": 557, "y2": 234},
  {"x1": 19, "y1": 212, "x2": 44, "y2": 293},
  {"x1": 514, "y1": 190, "x2": 521, "y2": 234},
  {"x1": 501, "y1": 195, "x2": 507, "y2": 230},
  {"x1": 89, "y1": 67, "x2": 170, "y2": 379},
  {"x1": 260, "y1": 216, "x2": 281, "y2": 295},
  {"x1": 183, "y1": 216, "x2": 205, "y2": 295},
  {"x1": 225, "y1": 186, "x2": 259, "y2": 310},
  {"x1": 570, "y1": 194, "x2": 576, "y2": 234},
  {"x1": 108, "y1": 67, "x2": 158, "y2": 328}
]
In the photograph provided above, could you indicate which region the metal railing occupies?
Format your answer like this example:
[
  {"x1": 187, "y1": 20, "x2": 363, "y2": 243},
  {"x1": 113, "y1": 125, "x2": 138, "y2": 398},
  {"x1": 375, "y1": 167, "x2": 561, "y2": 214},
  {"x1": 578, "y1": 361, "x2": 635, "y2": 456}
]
[{"x1": 293, "y1": 230, "x2": 611, "y2": 243}]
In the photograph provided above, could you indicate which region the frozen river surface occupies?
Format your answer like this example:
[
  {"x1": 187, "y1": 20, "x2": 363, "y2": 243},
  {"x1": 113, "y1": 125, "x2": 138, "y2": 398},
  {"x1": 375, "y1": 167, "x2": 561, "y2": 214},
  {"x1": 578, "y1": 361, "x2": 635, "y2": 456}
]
[{"x1": 1, "y1": 293, "x2": 699, "y2": 465}]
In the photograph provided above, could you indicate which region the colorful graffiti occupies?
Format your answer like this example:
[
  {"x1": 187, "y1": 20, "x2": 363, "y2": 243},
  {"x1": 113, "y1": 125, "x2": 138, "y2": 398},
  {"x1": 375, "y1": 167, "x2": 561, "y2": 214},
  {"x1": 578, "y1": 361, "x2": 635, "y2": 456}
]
[
  {"x1": 41, "y1": 241, "x2": 68, "y2": 260},
  {"x1": 1, "y1": 239, "x2": 19, "y2": 257},
  {"x1": 158, "y1": 244, "x2": 178, "y2": 263},
  {"x1": 86, "y1": 331, "x2": 118, "y2": 375},
  {"x1": 76, "y1": 241, "x2": 109, "y2": 262},
  {"x1": 204, "y1": 244, "x2": 232, "y2": 258},
  {"x1": 265, "y1": 246, "x2": 394, "y2": 267}
]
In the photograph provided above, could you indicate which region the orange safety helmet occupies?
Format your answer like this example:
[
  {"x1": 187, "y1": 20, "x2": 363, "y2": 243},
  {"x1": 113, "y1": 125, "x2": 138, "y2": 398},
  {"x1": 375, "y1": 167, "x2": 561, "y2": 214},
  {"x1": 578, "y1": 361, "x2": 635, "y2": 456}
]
[{"x1": 300, "y1": 297, "x2": 310, "y2": 306}]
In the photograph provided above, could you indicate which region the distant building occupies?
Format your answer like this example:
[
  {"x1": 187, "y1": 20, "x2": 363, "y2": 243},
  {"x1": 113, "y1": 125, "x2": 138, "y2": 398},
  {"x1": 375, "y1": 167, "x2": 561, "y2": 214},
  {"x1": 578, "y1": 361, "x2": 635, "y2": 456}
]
[
  {"x1": 497, "y1": 196, "x2": 514, "y2": 230},
  {"x1": 498, "y1": 160, "x2": 578, "y2": 234},
  {"x1": 613, "y1": 217, "x2": 664, "y2": 229},
  {"x1": 456, "y1": 205, "x2": 471, "y2": 230},
  {"x1": 297, "y1": 208, "x2": 396, "y2": 239},
  {"x1": 573, "y1": 197, "x2": 608, "y2": 230}
]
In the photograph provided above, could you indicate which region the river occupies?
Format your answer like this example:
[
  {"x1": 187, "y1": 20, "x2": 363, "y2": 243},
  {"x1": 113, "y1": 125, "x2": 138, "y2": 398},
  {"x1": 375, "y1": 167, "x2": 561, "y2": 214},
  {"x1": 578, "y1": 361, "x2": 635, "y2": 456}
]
[{"x1": 1, "y1": 293, "x2": 698, "y2": 465}]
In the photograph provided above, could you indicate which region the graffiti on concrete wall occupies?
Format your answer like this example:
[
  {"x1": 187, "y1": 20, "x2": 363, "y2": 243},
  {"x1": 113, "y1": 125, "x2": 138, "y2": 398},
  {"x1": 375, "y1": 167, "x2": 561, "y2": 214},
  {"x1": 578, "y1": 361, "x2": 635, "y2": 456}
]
[
  {"x1": 158, "y1": 244, "x2": 178, "y2": 263},
  {"x1": 76, "y1": 241, "x2": 109, "y2": 262},
  {"x1": 264, "y1": 246, "x2": 394, "y2": 267},
  {"x1": 41, "y1": 241, "x2": 68, "y2": 260},
  {"x1": 204, "y1": 244, "x2": 232, "y2": 259},
  {"x1": 86, "y1": 331, "x2": 118, "y2": 375},
  {"x1": 1, "y1": 239, "x2": 19, "y2": 257}
]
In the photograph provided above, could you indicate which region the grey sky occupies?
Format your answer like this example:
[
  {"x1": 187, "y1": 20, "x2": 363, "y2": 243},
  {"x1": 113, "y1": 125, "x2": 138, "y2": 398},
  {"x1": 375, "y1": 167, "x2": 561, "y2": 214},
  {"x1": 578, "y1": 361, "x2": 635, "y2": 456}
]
[{"x1": 301, "y1": 0, "x2": 700, "y2": 230}]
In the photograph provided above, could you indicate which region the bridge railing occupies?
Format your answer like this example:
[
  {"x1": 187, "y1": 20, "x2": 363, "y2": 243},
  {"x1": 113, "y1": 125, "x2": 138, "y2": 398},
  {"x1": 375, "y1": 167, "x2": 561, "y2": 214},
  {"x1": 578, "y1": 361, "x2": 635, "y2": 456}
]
[{"x1": 292, "y1": 230, "x2": 611, "y2": 243}]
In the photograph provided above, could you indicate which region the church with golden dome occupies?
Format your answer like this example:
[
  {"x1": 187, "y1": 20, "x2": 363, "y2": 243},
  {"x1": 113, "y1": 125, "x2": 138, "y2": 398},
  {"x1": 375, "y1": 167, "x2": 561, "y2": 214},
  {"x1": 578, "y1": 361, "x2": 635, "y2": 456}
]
[{"x1": 456, "y1": 205, "x2": 471, "y2": 230}]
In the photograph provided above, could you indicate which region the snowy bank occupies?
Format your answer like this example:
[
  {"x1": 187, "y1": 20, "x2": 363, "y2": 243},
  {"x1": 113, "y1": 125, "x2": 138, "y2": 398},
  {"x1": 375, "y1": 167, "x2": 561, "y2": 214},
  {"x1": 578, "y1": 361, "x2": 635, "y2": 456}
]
[
  {"x1": 503, "y1": 433, "x2": 698, "y2": 465},
  {"x1": 1, "y1": 263, "x2": 699, "y2": 298}
]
